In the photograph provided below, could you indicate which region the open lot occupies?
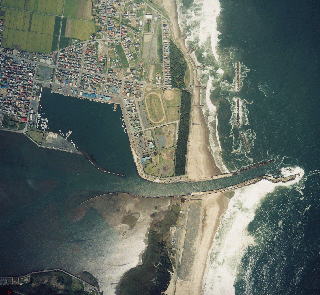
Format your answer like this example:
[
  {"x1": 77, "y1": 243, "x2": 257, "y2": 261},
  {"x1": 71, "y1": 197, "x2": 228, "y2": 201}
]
[{"x1": 144, "y1": 148, "x2": 175, "y2": 177}]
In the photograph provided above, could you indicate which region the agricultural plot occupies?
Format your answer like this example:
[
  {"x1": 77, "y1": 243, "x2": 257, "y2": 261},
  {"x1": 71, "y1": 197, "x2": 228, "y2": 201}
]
[
  {"x1": 4, "y1": 10, "x2": 31, "y2": 30},
  {"x1": 1, "y1": 0, "x2": 95, "y2": 53},
  {"x1": 30, "y1": 14, "x2": 55, "y2": 34},
  {"x1": 25, "y1": 0, "x2": 64, "y2": 15},
  {"x1": 1, "y1": 0, "x2": 25, "y2": 9},
  {"x1": 65, "y1": 19, "x2": 96, "y2": 41},
  {"x1": 3, "y1": 29, "x2": 53, "y2": 52},
  {"x1": 64, "y1": 0, "x2": 92, "y2": 19}
]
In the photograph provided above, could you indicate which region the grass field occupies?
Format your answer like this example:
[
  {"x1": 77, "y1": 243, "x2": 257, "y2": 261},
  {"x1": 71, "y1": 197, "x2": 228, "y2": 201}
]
[
  {"x1": 25, "y1": 0, "x2": 64, "y2": 15},
  {"x1": 64, "y1": 0, "x2": 92, "y2": 19},
  {"x1": 31, "y1": 13, "x2": 55, "y2": 34},
  {"x1": 145, "y1": 93, "x2": 166, "y2": 124},
  {"x1": 65, "y1": 19, "x2": 96, "y2": 40},
  {"x1": 163, "y1": 89, "x2": 181, "y2": 122},
  {"x1": 1, "y1": 0, "x2": 94, "y2": 53},
  {"x1": 1, "y1": 0, "x2": 25, "y2": 9},
  {"x1": 4, "y1": 10, "x2": 31, "y2": 30},
  {"x1": 3, "y1": 29, "x2": 53, "y2": 52}
]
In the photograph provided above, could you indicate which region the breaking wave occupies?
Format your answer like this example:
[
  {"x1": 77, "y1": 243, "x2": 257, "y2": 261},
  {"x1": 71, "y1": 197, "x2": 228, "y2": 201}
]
[{"x1": 201, "y1": 166, "x2": 305, "y2": 295}]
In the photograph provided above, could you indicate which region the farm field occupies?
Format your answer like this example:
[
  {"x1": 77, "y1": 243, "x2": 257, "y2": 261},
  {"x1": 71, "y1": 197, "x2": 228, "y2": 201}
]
[
  {"x1": 1, "y1": 0, "x2": 95, "y2": 53},
  {"x1": 65, "y1": 19, "x2": 96, "y2": 41},
  {"x1": 64, "y1": 0, "x2": 92, "y2": 19}
]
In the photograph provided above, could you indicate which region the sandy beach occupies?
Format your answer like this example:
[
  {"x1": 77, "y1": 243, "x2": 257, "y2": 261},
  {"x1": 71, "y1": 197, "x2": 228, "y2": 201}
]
[{"x1": 164, "y1": 192, "x2": 229, "y2": 295}]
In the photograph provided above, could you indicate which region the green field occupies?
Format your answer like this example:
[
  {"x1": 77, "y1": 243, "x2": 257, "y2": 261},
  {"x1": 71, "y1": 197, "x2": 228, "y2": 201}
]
[
  {"x1": 31, "y1": 13, "x2": 55, "y2": 34},
  {"x1": 25, "y1": 0, "x2": 64, "y2": 15},
  {"x1": 64, "y1": 0, "x2": 92, "y2": 19},
  {"x1": 1, "y1": 0, "x2": 25, "y2": 9},
  {"x1": 4, "y1": 10, "x2": 31, "y2": 30},
  {"x1": 65, "y1": 19, "x2": 96, "y2": 40},
  {"x1": 1, "y1": 0, "x2": 94, "y2": 53},
  {"x1": 2, "y1": 0, "x2": 64, "y2": 14},
  {"x1": 145, "y1": 93, "x2": 166, "y2": 123},
  {"x1": 3, "y1": 29, "x2": 53, "y2": 52}
]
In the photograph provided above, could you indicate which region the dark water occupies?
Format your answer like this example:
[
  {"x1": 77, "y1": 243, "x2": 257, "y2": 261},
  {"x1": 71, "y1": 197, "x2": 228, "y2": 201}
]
[
  {"x1": 0, "y1": 89, "x2": 271, "y2": 279},
  {"x1": 216, "y1": 0, "x2": 320, "y2": 293}
]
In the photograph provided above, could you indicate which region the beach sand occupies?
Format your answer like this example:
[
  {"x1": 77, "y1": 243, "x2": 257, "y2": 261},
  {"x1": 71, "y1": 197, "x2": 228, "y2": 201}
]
[
  {"x1": 165, "y1": 192, "x2": 229, "y2": 295},
  {"x1": 160, "y1": 0, "x2": 221, "y2": 180}
]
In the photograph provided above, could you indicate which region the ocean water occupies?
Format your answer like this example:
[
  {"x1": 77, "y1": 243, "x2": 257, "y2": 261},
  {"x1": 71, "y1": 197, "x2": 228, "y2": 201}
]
[{"x1": 203, "y1": 0, "x2": 320, "y2": 293}]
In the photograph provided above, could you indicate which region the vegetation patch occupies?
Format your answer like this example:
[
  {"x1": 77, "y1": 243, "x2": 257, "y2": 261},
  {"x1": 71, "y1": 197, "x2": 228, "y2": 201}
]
[
  {"x1": 174, "y1": 90, "x2": 191, "y2": 175},
  {"x1": 31, "y1": 13, "x2": 55, "y2": 34},
  {"x1": 169, "y1": 40, "x2": 187, "y2": 89},
  {"x1": 115, "y1": 44, "x2": 129, "y2": 68},
  {"x1": 181, "y1": 0, "x2": 194, "y2": 9},
  {"x1": 144, "y1": 148, "x2": 175, "y2": 177},
  {"x1": 3, "y1": 29, "x2": 53, "y2": 52},
  {"x1": 0, "y1": 270, "x2": 101, "y2": 295},
  {"x1": 116, "y1": 204, "x2": 180, "y2": 295}
]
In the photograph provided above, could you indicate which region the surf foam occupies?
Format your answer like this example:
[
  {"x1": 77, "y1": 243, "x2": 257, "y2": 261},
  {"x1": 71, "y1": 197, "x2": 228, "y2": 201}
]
[
  {"x1": 198, "y1": 0, "x2": 221, "y2": 61},
  {"x1": 202, "y1": 166, "x2": 304, "y2": 295}
]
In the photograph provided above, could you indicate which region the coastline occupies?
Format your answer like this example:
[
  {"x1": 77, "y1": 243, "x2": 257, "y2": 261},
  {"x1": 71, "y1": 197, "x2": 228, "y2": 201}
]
[
  {"x1": 165, "y1": 192, "x2": 229, "y2": 295},
  {"x1": 160, "y1": 0, "x2": 221, "y2": 181}
]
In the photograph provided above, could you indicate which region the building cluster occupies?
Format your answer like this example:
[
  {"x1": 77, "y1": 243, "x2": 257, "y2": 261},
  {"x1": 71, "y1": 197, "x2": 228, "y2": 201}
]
[
  {"x1": 53, "y1": 41, "x2": 107, "y2": 98},
  {"x1": 0, "y1": 54, "x2": 40, "y2": 125},
  {"x1": 162, "y1": 19, "x2": 172, "y2": 89}
]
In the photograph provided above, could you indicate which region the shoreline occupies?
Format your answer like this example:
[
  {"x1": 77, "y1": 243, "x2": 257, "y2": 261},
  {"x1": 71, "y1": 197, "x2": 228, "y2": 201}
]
[
  {"x1": 159, "y1": 0, "x2": 221, "y2": 181},
  {"x1": 165, "y1": 192, "x2": 230, "y2": 295}
]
